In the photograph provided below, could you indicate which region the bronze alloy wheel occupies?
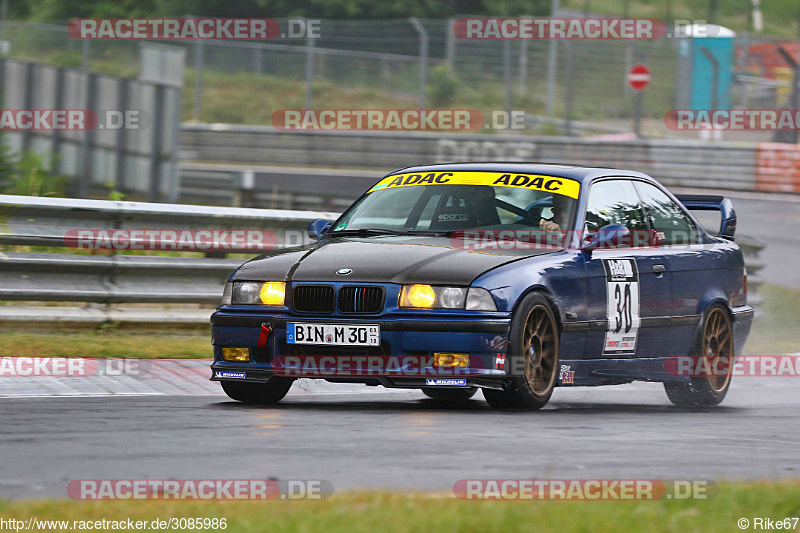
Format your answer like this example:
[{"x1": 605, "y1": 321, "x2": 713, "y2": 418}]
[
  {"x1": 483, "y1": 291, "x2": 560, "y2": 410},
  {"x1": 664, "y1": 304, "x2": 734, "y2": 408},
  {"x1": 703, "y1": 306, "x2": 733, "y2": 394},
  {"x1": 522, "y1": 305, "x2": 559, "y2": 397}
]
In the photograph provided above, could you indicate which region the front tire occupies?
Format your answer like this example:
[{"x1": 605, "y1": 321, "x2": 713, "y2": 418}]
[
  {"x1": 485, "y1": 292, "x2": 560, "y2": 410},
  {"x1": 221, "y1": 377, "x2": 294, "y2": 405},
  {"x1": 664, "y1": 305, "x2": 733, "y2": 407}
]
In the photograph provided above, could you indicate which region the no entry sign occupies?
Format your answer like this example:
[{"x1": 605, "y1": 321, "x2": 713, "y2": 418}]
[{"x1": 627, "y1": 64, "x2": 651, "y2": 91}]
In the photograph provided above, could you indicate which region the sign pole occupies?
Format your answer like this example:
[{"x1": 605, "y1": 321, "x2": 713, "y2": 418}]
[
  {"x1": 634, "y1": 91, "x2": 643, "y2": 138},
  {"x1": 627, "y1": 63, "x2": 651, "y2": 139}
]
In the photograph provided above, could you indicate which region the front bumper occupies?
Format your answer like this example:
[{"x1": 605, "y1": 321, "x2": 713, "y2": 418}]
[{"x1": 210, "y1": 309, "x2": 511, "y2": 388}]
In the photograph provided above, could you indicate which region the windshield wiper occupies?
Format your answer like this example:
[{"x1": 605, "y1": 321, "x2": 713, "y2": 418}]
[
  {"x1": 327, "y1": 228, "x2": 409, "y2": 237},
  {"x1": 327, "y1": 228, "x2": 451, "y2": 238}
]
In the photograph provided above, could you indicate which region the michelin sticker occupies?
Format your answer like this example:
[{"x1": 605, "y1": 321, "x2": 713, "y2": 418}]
[
  {"x1": 602, "y1": 258, "x2": 640, "y2": 355},
  {"x1": 216, "y1": 371, "x2": 246, "y2": 379},
  {"x1": 425, "y1": 378, "x2": 467, "y2": 386}
]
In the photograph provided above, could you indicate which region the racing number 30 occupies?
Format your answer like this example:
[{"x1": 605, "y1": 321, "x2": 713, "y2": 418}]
[
  {"x1": 613, "y1": 283, "x2": 633, "y2": 334},
  {"x1": 602, "y1": 258, "x2": 641, "y2": 354}
]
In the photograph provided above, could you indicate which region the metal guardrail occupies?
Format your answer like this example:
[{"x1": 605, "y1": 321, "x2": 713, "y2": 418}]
[
  {"x1": 177, "y1": 163, "x2": 378, "y2": 210},
  {"x1": 180, "y1": 125, "x2": 759, "y2": 192},
  {"x1": 0, "y1": 195, "x2": 338, "y2": 307},
  {"x1": 0, "y1": 194, "x2": 764, "y2": 323}
]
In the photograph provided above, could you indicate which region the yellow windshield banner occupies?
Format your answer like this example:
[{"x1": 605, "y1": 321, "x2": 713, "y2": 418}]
[{"x1": 367, "y1": 171, "x2": 580, "y2": 199}]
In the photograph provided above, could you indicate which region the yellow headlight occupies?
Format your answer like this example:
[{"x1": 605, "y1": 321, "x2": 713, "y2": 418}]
[
  {"x1": 401, "y1": 284, "x2": 436, "y2": 308},
  {"x1": 221, "y1": 347, "x2": 250, "y2": 362},
  {"x1": 260, "y1": 282, "x2": 286, "y2": 306}
]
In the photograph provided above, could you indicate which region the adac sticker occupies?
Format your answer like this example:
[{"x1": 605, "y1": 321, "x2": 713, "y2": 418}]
[{"x1": 368, "y1": 171, "x2": 580, "y2": 199}]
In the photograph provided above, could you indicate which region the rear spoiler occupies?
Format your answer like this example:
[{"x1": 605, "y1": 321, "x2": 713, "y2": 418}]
[{"x1": 675, "y1": 194, "x2": 737, "y2": 240}]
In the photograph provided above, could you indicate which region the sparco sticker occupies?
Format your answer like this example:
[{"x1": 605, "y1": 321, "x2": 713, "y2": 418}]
[{"x1": 602, "y1": 258, "x2": 640, "y2": 354}]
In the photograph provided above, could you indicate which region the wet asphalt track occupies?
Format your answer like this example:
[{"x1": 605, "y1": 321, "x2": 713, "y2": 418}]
[{"x1": 1, "y1": 378, "x2": 798, "y2": 499}]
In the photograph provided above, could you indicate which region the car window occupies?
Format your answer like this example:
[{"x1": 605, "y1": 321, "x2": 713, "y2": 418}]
[
  {"x1": 584, "y1": 179, "x2": 650, "y2": 248},
  {"x1": 333, "y1": 183, "x2": 578, "y2": 233},
  {"x1": 634, "y1": 182, "x2": 700, "y2": 245},
  {"x1": 334, "y1": 186, "x2": 428, "y2": 229}
]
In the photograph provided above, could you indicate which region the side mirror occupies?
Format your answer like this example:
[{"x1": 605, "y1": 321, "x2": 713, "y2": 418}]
[
  {"x1": 582, "y1": 224, "x2": 631, "y2": 251},
  {"x1": 307, "y1": 218, "x2": 331, "y2": 241},
  {"x1": 580, "y1": 231, "x2": 598, "y2": 251}
]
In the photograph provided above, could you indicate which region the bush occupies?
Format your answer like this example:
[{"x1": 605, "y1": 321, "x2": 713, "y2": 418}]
[
  {"x1": 428, "y1": 64, "x2": 459, "y2": 108},
  {"x1": 0, "y1": 139, "x2": 66, "y2": 197}
]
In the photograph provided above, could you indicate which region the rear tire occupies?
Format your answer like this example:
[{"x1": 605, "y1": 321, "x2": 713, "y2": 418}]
[
  {"x1": 485, "y1": 292, "x2": 560, "y2": 411},
  {"x1": 664, "y1": 305, "x2": 733, "y2": 407},
  {"x1": 421, "y1": 388, "x2": 477, "y2": 402},
  {"x1": 221, "y1": 377, "x2": 294, "y2": 405}
]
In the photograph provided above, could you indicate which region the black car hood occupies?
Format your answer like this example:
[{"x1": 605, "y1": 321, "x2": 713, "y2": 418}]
[{"x1": 234, "y1": 235, "x2": 558, "y2": 285}]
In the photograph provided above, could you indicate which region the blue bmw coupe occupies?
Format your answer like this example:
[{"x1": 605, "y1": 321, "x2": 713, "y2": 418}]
[{"x1": 210, "y1": 163, "x2": 752, "y2": 410}]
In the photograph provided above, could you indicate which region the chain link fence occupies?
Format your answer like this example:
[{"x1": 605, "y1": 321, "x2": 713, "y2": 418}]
[{"x1": 1, "y1": 19, "x2": 799, "y2": 140}]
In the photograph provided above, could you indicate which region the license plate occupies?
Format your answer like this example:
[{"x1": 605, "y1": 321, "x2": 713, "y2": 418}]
[{"x1": 286, "y1": 323, "x2": 380, "y2": 346}]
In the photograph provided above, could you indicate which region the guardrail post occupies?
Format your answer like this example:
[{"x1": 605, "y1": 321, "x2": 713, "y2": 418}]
[
  {"x1": 564, "y1": 41, "x2": 575, "y2": 136},
  {"x1": 518, "y1": 37, "x2": 528, "y2": 93},
  {"x1": 739, "y1": 32, "x2": 752, "y2": 108},
  {"x1": 304, "y1": 25, "x2": 315, "y2": 110},
  {"x1": 545, "y1": 0, "x2": 559, "y2": 116},
  {"x1": 193, "y1": 39, "x2": 203, "y2": 121},
  {"x1": 75, "y1": 71, "x2": 98, "y2": 198},
  {"x1": 445, "y1": 18, "x2": 456, "y2": 66},
  {"x1": 504, "y1": 39, "x2": 512, "y2": 117},
  {"x1": 253, "y1": 45, "x2": 263, "y2": 75},
  {"x1": 115, "y1": 77, "x2": 129, "y2": 191},
  {"x1": 80, "y1": 39, "x2": 90, "y2": 68},
  {"x1": 50, "y1": 66, "x2": 65, "y2": 175},
  {"x1": 409, "y1": 17, "x2": 428, "y2": 111},
  {"x1": 20, "y1": 62, "x2": 34, "y2": 154},
  {"x1": 149, "y1": 84, "x2": 165, "y2": 202}
]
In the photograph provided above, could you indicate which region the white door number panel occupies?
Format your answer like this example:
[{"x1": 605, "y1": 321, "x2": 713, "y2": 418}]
[{"x1": 602, "y1": 258, "x2": 641, "y2": 355}]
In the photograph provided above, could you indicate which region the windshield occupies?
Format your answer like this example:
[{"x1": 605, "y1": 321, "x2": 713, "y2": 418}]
[{"x1": 330, "y1": 171, "x2": 580, "y2": 234}]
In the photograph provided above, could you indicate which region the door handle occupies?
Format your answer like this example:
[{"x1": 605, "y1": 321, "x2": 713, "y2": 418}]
[{"x1": 652, "y1": 264, "x2": 666, "y2": 274}]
